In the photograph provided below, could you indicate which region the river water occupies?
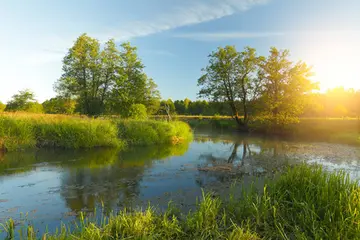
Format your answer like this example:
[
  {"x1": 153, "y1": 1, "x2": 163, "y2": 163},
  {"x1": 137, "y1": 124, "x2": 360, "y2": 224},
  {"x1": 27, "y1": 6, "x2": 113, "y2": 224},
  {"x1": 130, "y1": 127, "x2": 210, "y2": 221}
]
[{"x1": 1, "y1": 131, "x2": 360, "y2": 236}]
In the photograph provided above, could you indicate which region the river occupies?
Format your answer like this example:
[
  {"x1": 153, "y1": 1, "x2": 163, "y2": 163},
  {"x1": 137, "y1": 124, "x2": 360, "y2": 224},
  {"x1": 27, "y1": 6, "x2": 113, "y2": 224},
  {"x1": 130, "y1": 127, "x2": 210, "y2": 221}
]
[{"x1": 1, "y1": 131, "x2": 360, "y2": 236}]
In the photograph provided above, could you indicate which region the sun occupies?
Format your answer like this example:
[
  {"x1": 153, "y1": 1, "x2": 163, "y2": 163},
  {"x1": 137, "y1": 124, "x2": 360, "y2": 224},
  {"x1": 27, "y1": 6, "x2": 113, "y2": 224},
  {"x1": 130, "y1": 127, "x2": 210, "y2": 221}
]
[{"x1": 297, "y1": 31, "x2": 360, "y2": 92}]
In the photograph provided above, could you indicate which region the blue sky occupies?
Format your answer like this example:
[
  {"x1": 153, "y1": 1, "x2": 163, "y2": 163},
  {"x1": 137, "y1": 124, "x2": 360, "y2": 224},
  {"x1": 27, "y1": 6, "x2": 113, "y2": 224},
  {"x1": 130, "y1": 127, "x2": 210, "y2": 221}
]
[{"x1": 1, "y1": 0, "x2": 360, "y2": 102}]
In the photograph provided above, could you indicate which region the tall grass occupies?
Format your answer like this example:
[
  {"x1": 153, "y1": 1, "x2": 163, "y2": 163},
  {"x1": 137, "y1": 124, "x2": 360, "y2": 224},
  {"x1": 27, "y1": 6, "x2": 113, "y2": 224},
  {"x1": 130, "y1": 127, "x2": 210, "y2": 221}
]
[
  {"x1": 227, "y1": 164, "x2": 360, "y2": 239},
  {"x1": 0, "y1": 113, "x2": 193, "y2": 151},
  {"x1": 116, "y1": 120, "x2": 193, "y2": 146},
  {"x1": 0, "y1": 113, "x2": 122, "y2": 151},
  {"x1": 2, "y1": 165, "x2": 359, "y2": 239}
]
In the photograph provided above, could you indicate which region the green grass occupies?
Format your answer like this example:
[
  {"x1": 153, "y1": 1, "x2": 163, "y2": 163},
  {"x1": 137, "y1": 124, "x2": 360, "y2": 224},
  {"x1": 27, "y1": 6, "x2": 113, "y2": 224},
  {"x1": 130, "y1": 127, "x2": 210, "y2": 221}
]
[
  {"x1": 0, "y1": 113, "x2": 193, "y2": 151},
  {"x1": 116, "y1": 120, "x2": 193, "y2": 146},
  {"x1": 0, "y1": 113, "x2": 122, "y2": 151},
  {"x1": 2, "y1": 165, "x2": 359, "y2": 239}
]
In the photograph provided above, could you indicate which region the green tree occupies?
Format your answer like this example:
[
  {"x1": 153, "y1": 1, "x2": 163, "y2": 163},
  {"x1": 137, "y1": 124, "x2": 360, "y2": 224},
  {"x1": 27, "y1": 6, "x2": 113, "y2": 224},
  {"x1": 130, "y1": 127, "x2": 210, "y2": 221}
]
[
  {"x1": 5, "y1": 89, "x2": 41, "y2": 112},
  {"x1": 174, "y1": 100, "x2": 186, "y2": 115},
  {"x1": 259, "y1": 47, "x2": 317, "y2": 127},
  {"x1": 198, "y1": 46, "x2": 263, "y2": 130},
  {"x1": 55, "y1": 34, "x2": 160, "y2": 116},
  {"x1": 55, "y1": 34, "x2": 104, "y2": 115},
  {"x1": 43, "y1": 97, "x2": 76, "y2": 114},
  {"x1": 0, "y1": 101, "x2": 5, "y2": 112},
  {"x1": 127, "y1": 104, "x2": 148, "y2": 120},
  {"x1": 143, "y1": 78, "x2": 161, "y2": 115}
]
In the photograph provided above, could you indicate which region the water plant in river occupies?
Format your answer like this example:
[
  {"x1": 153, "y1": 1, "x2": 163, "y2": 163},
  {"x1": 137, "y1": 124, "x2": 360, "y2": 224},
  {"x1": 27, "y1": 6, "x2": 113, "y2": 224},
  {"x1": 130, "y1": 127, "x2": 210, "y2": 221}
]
[{"x1": 1, "y1": 164, "x2": 359, "y2": 239}]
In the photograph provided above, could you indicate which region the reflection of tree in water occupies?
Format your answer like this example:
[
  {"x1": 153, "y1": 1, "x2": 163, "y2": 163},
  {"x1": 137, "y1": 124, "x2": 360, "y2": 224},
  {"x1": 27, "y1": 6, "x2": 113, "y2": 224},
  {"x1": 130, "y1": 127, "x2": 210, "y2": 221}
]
[
  {"x1": 196, "y1": 138, "x2": 292, "y2": 187},
  {"x1": 59, "y1": 143, "x2": 190, "y2": 214}
]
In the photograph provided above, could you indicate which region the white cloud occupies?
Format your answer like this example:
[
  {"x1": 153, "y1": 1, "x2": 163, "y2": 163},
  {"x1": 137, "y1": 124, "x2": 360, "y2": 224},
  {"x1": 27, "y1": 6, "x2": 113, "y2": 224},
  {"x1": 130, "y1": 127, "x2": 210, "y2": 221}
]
[
  {"x1": 98, "y1": 0, "x2": 270, "y2": 41},
  {"x1": 174, "y1": 31, "x2": 284, "y2": 41}
]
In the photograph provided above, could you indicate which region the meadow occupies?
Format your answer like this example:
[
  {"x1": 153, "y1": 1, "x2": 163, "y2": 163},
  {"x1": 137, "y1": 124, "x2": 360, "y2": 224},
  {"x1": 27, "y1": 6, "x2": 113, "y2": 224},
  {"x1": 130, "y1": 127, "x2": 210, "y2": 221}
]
[
  {"x1": 0, "y1": 113, "x2": 193, "y2": 152},
  {"x1": 1, "y1": 164, "x2": 359, "y2": 239}
]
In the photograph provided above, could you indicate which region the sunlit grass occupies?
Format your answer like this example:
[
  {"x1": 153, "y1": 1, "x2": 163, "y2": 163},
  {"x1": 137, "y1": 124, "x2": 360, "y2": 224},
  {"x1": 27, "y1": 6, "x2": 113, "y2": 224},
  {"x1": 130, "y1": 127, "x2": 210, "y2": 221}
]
[
  {"x1": 0, "y1": 113, "x2": 193, "y2": 151},
  {"x1": 2, "y1": 165, "x2": 359, "y2": 239},
  {"x1": 0, "y1": 112, "x2": 122, "y2": 151},
  {"x1": 116, "y1": 119, "x2": 193, "y2": 146}
]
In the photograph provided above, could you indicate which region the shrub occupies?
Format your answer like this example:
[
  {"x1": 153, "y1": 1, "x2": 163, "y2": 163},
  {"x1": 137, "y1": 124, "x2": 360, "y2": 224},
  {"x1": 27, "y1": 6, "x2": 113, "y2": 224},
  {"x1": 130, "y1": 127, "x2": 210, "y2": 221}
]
[
  {"x1": 128, "y1": 104, "x2": 148, "y2": 120},
  {"x1": 0, "y1": 102, "x2": 5, "y2": 112}
]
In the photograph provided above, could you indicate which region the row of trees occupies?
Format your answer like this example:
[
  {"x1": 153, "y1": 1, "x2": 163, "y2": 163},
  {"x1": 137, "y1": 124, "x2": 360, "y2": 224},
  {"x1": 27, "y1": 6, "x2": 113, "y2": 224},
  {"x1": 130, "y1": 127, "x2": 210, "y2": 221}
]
[{"x1": 2, "y1": 87, "x2": 359, "y2": 119}]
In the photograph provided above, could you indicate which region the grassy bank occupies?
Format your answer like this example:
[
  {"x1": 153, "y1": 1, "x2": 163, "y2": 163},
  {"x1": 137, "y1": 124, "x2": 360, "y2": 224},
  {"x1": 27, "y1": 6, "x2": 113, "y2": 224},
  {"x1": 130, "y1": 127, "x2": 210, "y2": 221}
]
[
  {"x1": 2, "y1": 165, "x2": 359, "y2": 239},
  {"x1": 0, "y1": 113, "x2": 122, "y2": 151},
  {"x1": 0, "y1": 113, "x2": 193, "y2": 152},
  {"x1": 180, "y1": 116, "x2": 360, "y2": 145},
  {"x1": 116, "y1": 120, "x2": 193, "y2": 146}
]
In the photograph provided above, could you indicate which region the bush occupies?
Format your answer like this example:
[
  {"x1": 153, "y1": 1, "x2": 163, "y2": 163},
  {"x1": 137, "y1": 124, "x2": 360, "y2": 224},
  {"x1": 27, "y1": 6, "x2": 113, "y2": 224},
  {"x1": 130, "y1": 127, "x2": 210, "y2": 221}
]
[
  {"x1": 128, "y1": 104, "x2": 148, "y2": 120},
  {"x1": 0, "y1": 102, "x2": 5, "y2": 112}
]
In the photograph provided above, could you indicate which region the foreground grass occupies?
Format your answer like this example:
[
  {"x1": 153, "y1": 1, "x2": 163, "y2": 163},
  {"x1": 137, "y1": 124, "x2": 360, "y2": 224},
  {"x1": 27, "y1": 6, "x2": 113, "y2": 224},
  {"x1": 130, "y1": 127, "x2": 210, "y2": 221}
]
[
  {"x1": 0, "y1": 113, "x2": 193, "y2": 151},
  {"x1": 2, "y1": 165, "x2": 359, "y2": 239}
]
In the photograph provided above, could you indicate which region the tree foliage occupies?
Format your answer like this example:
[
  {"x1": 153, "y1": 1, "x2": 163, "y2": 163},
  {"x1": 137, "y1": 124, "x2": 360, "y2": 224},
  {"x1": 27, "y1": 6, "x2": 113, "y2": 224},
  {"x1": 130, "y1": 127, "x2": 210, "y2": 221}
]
[
  {"x1": 0, "y1": 102, "x2": 5, "y2": 112},
  {"x1": 258, "y1": 47, "x2": 316, "y2": 126},
  {"x1": 198, "y1": 46, "x2": 263, "y2": 129},
  {"x1": 127, "y1": 104, "x2": 148, "y2": 120},
  {"x1": 55, "y1": 34, "x2": 160, "y2": 116},
  {"x1": 42, "y1": 97, "x2": 76, "y2": 114},
  {"x1": 5, "y1": 89, "x2": 43, "y2": 113}
]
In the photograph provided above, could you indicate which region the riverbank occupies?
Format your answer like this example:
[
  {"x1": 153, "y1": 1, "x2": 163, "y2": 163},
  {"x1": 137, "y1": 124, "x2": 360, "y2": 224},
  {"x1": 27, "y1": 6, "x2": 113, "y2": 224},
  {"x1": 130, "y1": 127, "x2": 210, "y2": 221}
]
[
  {"x1": 180, "y1": 116, "x2": 360, "y2": 145},
  {"x1": 0, "y1": 113, "x2": 193, "y2": 151},
  {"x1": 1, "y1": 164, "x2": 359, "y2": 239}
]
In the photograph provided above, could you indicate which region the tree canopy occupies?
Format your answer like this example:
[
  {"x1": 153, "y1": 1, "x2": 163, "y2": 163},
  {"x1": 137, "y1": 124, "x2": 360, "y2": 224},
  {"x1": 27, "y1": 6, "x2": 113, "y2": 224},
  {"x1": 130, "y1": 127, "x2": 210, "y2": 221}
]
[
  {"x1": 55, "y1": 34, "x2": 160, "y2": 116},
  {"x1": 5, "y1": 89, "x2": 43, "y2": 113}
]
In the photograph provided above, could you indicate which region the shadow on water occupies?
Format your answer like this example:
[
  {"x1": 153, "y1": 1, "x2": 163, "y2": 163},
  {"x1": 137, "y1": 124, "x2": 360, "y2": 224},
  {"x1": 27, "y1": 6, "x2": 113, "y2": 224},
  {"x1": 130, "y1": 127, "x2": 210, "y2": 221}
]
[{"x1": 1, "y1": 131, "x2": 360, "y2": 236}]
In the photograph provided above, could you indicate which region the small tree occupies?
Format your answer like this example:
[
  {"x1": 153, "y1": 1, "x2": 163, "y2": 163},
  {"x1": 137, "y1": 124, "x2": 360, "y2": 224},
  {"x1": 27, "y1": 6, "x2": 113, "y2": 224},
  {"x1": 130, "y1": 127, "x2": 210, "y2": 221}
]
[
  {"x1": 0, "y1": 102, "x2": 5, "y2": 112},
  {"x1": 128, "y1": 104, "x2": 148, "y2": 120},
  {"x1": 5, "y1": 89, "x2": 39, "y2": 112}
]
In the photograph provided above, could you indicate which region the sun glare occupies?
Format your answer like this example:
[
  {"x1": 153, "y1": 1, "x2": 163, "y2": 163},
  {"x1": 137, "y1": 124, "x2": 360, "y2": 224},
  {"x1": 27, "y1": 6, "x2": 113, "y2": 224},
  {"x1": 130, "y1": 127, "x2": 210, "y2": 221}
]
[{"x1": 299, "y1": 32, "x2": 360, "y2": 92}]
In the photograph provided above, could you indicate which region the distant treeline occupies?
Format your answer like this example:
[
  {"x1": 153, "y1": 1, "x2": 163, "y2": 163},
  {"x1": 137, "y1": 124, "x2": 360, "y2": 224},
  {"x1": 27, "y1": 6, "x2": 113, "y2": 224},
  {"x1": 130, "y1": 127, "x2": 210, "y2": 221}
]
[{"x1": 2, "y1": 87, "x2": 359, "y2": 118}]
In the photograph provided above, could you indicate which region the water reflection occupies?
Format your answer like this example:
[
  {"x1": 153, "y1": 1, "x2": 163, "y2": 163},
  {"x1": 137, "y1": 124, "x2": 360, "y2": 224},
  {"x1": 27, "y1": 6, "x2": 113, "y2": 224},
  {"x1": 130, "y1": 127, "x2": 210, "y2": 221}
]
[{"x1": 1, "y1": 133, "x2": 360, "y2": 236}]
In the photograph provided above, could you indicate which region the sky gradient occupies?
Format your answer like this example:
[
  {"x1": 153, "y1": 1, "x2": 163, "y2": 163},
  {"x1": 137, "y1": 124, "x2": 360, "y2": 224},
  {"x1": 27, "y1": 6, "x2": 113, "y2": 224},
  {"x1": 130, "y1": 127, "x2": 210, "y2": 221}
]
[{"x1": 1, "y1": 0, "x2": 360, "y2": 102}]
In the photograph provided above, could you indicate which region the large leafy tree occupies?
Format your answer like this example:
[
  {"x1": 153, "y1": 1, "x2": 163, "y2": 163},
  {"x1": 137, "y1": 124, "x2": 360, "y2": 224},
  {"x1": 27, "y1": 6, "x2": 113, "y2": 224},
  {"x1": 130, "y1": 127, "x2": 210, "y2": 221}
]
[
  {"x1": 55, "y1": 34, "x2": 104, "y2": 115},
  {"x1": 5, "y1": 89, "x2": 43, "y2": 113},
  {"x1": 259, "y1": 47, "x2": 317, "y2": 126},
  {"x1": 198, "y1": 46, "x2": 263, "y2": 130},
  {"x1": 55, "y1": 34, "x2": 160, "y2": 116}
]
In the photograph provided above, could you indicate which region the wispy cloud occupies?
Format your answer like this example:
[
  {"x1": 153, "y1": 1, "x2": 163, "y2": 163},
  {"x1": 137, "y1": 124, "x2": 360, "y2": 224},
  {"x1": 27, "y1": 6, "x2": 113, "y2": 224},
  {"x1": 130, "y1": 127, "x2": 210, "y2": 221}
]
[
  {"x1": 174, "y1": 31, "x2": 284, "y2": 41},
  {"x1": 98, "y1": 0, "x2": 270, "y2": 41}
]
